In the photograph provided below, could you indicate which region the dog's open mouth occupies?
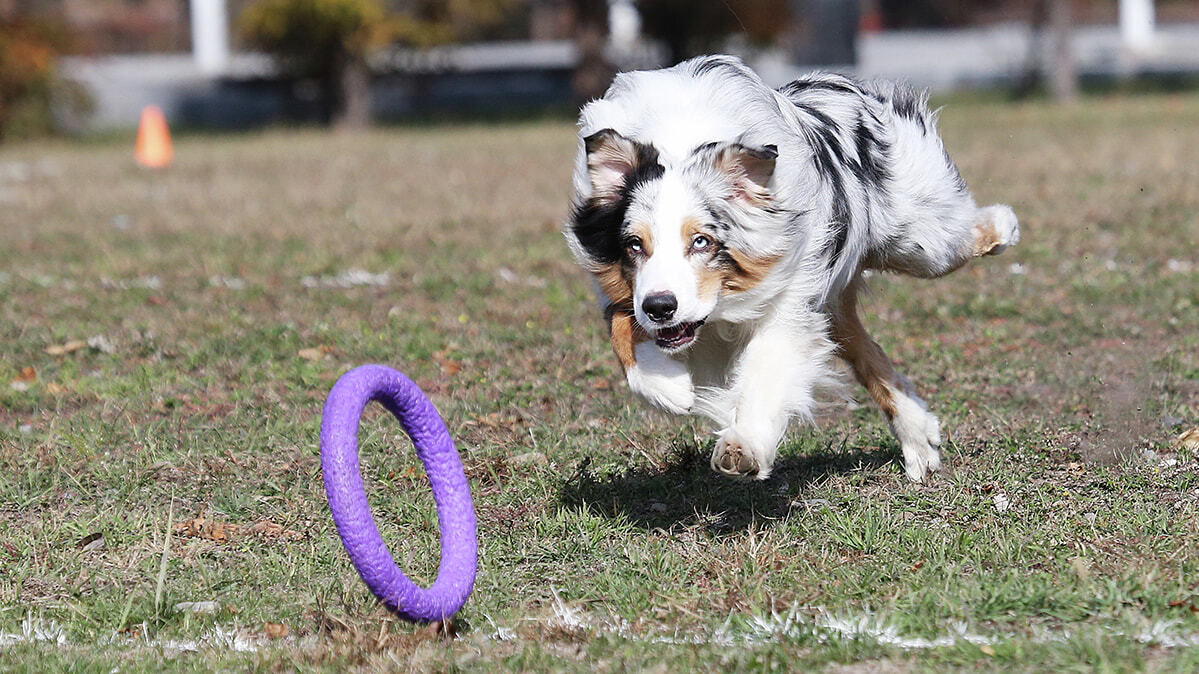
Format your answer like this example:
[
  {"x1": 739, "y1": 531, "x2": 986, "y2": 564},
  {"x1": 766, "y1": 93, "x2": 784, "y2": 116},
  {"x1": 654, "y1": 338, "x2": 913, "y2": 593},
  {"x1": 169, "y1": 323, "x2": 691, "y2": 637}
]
[{"x1": 655, "y1": 320, "x2": 704, "y2": 350}]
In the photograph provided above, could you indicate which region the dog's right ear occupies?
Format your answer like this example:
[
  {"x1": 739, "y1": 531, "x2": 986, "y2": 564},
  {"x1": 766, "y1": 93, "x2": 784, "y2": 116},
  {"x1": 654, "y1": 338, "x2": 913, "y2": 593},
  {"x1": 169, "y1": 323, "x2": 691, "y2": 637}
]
[
  {"x1": 704, "y1": 142, "x2": 777, "y2": 208},
  {"x1": 584, "y1": 129, "x2": 657, "y2": 204}
]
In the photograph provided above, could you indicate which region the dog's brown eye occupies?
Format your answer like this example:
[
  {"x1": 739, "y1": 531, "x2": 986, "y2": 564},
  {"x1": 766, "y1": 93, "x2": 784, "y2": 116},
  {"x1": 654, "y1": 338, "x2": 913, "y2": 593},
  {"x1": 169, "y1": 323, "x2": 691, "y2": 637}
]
[{"x1": 691, "y1": 235, "x2": 711, "y2": 252}]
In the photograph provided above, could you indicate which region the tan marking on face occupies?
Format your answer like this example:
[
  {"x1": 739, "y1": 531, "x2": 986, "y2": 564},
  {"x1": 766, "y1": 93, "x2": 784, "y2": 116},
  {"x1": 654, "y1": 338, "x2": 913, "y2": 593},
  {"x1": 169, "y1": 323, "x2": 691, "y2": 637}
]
[
  {"x1": 681, "y1": 217, "x2": 723, "y2": 303},
  {"x1": 594, "y1": 263, "x2": 633, "y2": 307},
  {"x1": 681, "y1": 217, "x2": 707, "y2": 244},
  {"x1": 721, "y1": 248, "x2": 780, "y2": 293},
  {"x1": 606, "y1": 308, "x2": 651, "y2": 372},
  {"x1": 694, "y1": 266, "x2": 723, "y2": 305},
  {"x1": 628, "y1": 220, "x2": 654, "y2": 257},
  {"x1": 830, "y1": 289, "x2": 899, "y2": 419}
]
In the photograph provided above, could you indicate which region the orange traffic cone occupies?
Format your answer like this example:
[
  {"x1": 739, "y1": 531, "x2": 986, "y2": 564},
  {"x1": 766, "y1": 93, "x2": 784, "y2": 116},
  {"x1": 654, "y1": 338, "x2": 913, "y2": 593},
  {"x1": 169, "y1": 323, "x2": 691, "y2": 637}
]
[{"x1": 135, "y1": 105, "x2": 174, "y2": 169}]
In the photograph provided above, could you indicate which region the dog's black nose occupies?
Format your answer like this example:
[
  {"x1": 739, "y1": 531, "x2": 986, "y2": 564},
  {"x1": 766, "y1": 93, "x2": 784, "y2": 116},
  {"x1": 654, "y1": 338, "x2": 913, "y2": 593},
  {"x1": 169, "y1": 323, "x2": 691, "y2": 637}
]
[{"x1": 642, "y1": 292, "x2": 677, "y2": 323}]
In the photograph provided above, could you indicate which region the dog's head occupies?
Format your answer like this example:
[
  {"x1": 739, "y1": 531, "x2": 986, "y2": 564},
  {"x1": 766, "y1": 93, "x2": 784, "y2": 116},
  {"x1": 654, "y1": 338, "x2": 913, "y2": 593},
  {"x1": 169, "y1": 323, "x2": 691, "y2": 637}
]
[{"x1": 567, "y1": 129, "x2": 784, "y2": 352}]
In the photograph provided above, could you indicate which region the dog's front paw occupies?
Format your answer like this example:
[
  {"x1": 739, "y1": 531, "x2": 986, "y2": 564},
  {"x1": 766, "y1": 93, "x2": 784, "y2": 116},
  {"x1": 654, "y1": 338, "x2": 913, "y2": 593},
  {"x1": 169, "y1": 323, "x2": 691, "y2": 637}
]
[
  {"x1": 711, "y1": 431, "x2": 771, "y2": 480},
  {"x1": 625, "y1": 343, "x2": 693, "y2": 414}
]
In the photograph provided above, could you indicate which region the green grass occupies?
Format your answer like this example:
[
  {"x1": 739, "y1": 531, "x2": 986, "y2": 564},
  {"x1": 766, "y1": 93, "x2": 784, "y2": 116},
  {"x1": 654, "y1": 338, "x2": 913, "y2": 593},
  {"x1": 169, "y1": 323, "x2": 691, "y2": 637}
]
[{"x1": 1, "y1": 94, "x2": 1197, "y2": 671}]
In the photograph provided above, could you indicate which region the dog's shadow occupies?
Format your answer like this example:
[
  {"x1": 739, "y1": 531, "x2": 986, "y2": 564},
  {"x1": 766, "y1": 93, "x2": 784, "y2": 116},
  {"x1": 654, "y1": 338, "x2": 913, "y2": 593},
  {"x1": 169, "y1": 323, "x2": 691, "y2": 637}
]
[{"x1": 558, "y1": 440, "x2": 896, "y2": 534}]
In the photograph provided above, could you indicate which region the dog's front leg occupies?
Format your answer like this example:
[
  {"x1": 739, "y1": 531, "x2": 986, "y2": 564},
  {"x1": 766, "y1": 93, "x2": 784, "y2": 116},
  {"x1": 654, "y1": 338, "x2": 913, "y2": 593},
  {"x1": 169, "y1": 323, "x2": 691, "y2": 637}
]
[
  {"x1": 608, "y1": 309, "x2": 694, "y2": 415},
  {"x1": 711, "y1": 321, "x2": 826, "y2": 480}
]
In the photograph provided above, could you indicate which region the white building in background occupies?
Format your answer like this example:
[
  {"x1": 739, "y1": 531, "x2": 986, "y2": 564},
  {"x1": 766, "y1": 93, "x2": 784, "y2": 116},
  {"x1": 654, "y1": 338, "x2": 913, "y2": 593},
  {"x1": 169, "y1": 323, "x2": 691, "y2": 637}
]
[
  {"x1": 190, "y1": 0, "x2": 230, "y2": 76},
  {"x1": 1120, "y1": 0, "x2": 1156, "y2": 53}
]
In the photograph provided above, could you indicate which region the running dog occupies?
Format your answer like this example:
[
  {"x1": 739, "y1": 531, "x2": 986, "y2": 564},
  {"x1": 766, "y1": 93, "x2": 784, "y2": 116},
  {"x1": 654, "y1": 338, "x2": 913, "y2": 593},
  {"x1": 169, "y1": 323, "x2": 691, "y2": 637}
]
[{"x1": 564, "y1": 55, "x2": 1019, "y2": 482}]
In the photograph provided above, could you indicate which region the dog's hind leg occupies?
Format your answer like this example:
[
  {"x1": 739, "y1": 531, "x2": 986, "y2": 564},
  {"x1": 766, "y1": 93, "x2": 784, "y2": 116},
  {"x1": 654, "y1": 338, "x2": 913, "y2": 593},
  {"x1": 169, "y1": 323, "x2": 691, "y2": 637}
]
[
  {"x1": 965, "y1": 204, "x2": 1020, "y2": 261},
  {"x1": 830, "y1": 281, "x2": 942, "y2": 482},
  {"x1": 874, "y1": 203, "x2": 1020, "y2": 279}
]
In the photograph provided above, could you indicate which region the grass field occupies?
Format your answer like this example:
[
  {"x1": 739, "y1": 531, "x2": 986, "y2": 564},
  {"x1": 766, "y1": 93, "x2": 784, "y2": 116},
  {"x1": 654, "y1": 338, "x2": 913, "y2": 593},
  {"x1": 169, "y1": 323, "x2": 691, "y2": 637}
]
[{"x1": 1, "y1": 92, "x2": 1198, "y2": 671}]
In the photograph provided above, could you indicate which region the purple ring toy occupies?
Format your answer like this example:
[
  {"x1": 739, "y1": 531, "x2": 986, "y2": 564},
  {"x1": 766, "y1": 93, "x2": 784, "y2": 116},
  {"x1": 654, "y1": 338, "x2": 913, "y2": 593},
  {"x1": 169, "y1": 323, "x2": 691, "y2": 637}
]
[{"x1": 320, "y1": 364, "x2": 477, "y2": 622}]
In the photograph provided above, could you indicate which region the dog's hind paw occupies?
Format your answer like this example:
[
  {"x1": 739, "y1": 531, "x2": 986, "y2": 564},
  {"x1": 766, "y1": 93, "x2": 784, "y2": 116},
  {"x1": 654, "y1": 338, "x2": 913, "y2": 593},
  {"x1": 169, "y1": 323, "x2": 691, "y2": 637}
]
[
  {"x1": 901, "y1": 437, "x2": 941, "y2": 482},
  {"x1": 972, "y1": 204, "x2": 1020, "y2": 257},
  {"x1": 893, "y1": 398, "x2": 943, "y2": 482}
]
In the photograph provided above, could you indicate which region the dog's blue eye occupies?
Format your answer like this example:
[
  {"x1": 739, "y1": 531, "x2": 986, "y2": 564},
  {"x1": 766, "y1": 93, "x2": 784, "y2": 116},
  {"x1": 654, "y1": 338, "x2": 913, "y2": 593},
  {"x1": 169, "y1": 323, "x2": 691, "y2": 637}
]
[
  {"x1": 692, "y1": 235, "x2": 711, "y2": 251},
  {"x1": 626, "y1": 238, "x2": 644, "y2": 254}
]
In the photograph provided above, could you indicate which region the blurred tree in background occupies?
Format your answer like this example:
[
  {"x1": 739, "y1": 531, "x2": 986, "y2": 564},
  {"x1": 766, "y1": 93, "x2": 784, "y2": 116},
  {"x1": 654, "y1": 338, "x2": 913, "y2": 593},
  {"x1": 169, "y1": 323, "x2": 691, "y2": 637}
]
[
  {"x1": 240, "y1": 0, "x2": 519, "y2": 128},
  {"x1": 638, "y1": 0, "x2": 793, "y2": 64},
  {"x1": 569, "y1": 0, "x2": 612, "y2": 104},
  {"x1": 240, "y1": 0, "x2": 395, "y2": 128},
  {"x1": 0, "y1": 13, "x2": 92, "y2": 140}
]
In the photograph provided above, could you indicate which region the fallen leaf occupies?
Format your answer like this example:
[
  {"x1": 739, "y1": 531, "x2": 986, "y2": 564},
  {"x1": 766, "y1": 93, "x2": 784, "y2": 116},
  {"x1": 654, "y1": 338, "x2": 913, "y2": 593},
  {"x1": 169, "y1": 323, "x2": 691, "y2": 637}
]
[
  {"x1": 433, "y1": 349, "x2": 461, "y2": 377},
  {"x1": 13, "y1": 366, "x2": 36, "y2": 383},
  {"x1": 174, "y1": 601, "x2": 220, "y2": 614},
  {"x1": 421, "y1": 619, "x2": 458, "y2": 640},
  {"x1": 1070, "y1": 557, "x2": 1091, "y2": 582},
  {"x1": 45, "y1": 382, "x2": 67, "y2": 395},
  {"x1": 993, "y1": 493, "x2": 1012, "y2": 513},
  {"x1": 592, "y1": 379, "x2": 612, "y2": 390},
  {"x1": 467, "y1": 411, "x2": 526, "y2": 429},
  {"x1": 247, "y1": 520, "x2": 303, "y2": 541},
  {"x1": 980, "y1": 644, "x2": 996, "y2": 656},
  {"x1": 1173, "y1": 428, "x2": 1199, "y2": 452},
  {"x1": 78, "y1": 532, "x2": 105, "y2": 552},
  {"x1": 175, "y1": 518, "x2": 242, "y2": 543},
  {"x1": 510, "y1": 452, "x2": 548, "y2": 467},
  {"x1": 264, "y1": 622, "x2": 289, "y2": 639},
  {"x1": 298, "y1": 345, "x2": 333, "y2": 361},
  {"x1": 45, "y1": 340, "x2": 87, "y2": 356}
]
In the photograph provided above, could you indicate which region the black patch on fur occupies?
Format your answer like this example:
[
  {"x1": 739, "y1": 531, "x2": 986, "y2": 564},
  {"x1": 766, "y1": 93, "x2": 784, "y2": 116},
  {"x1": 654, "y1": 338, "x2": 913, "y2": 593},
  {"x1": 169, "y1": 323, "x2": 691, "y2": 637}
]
[
  {"x1": 890, "y1": 91, "x2": 926, "y2": 132},
  {"x1": 826, "y1": 188, "x2": 851, "y2": 264},
  {"x1": 714, "y1": 246, "x2": 745, "y2": 275},
  {"x1": 795, "y1": 103, "x2": 838, "y2": 137},
  {"x1": 853, "y1": 113, "x2": 891, "y2": 188},
  {"x1": 690, "y1": 55, "x2": 754, "y2": 81},
  {"x1": 752, "y1": 144, "x2": 779, "y2": 160},
  {"x1": 703, "y1": 201, "x2": 730, "y2": 232},
  {"x1": 780, "y1": 77, "x2": 859, "y2": 97},
  {"x1": 569, "y1": 137, "x2": 664, "y2": 265},
  {"x1": 692, "y1": 140, "x2": 778, "y2": 162},
  {"x1": 810, "y1": 137, "x2": 851, "y2": 264},
  {"x1": 792, "y1": 106, "x2": 852, "y2": 266}
]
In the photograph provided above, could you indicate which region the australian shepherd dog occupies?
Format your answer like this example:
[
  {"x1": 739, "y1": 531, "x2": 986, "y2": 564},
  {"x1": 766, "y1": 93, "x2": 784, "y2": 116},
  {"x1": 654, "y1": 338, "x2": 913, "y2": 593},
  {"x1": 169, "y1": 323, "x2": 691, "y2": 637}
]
[{"x1": 564, "y1": 55, "x2": 1020, "y2": 482}]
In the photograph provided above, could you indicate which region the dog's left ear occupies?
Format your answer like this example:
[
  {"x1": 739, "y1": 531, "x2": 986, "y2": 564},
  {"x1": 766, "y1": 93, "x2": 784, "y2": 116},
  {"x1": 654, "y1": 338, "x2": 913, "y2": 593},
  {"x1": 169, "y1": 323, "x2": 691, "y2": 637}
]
[
  {"x1": 706, "y1": 142, "x2": 778, "y2": 206},
  {"x1": 584, "y1": 129, "x2": 658, "y2": 205}
]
